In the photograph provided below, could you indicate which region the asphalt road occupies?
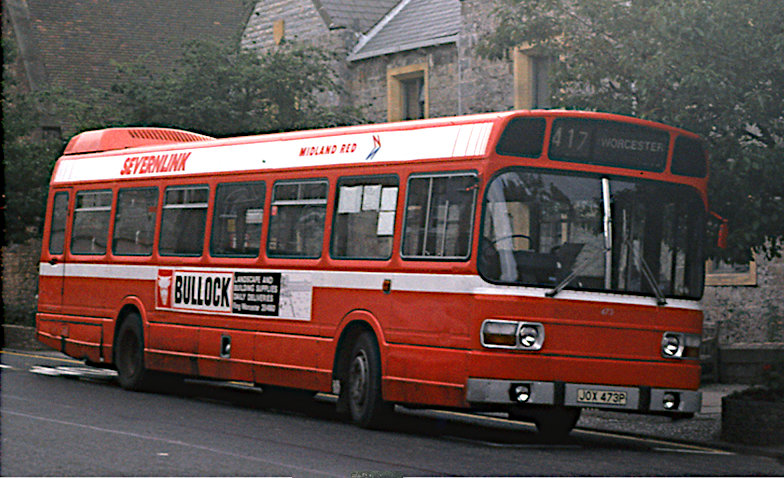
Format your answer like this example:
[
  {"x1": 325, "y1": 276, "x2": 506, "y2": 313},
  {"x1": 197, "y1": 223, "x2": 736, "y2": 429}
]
[{"x1": 2, "y1": 349, "x2": 782, "y2": 477}]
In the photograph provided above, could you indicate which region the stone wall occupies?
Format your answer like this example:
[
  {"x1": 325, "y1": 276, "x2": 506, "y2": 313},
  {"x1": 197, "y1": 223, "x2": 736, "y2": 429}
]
[
  {"x1": 703, "y1": 253, "x2": 784, "y2": 345},
  {"x1": 2, "y1": 237, "x2": 42, "y2": 326}
]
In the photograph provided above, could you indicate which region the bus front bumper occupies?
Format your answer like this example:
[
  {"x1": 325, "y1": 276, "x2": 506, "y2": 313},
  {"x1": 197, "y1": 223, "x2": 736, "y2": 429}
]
[{"x1": 466, "y1": 378, "x2": 701, "y2": 414}]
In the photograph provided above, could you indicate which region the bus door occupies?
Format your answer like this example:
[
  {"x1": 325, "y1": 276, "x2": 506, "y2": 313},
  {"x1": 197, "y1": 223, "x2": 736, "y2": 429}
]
[{"x1": 39, "y1": 189, "x2": 71, "y2": 311}]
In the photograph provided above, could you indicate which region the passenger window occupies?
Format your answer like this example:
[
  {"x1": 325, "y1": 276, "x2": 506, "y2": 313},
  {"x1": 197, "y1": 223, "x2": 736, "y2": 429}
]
[
  {"x1": 402, "y1": 173, "x2": 477, "y2": 259},
  {"x1": 210, "y1": 181, "x2": 265, "y2": 257},
  {"x1": 267, "y1": 180, "x2": 327, "y2": 258},
  {"x1": 71, "y1": 190, "x2": 113, "y2": 255},
  {"x1": 48, "y1": 191, "x2": 69, "y2": 255},
  {"x1": 112, "y1": 187, "x2": 158, "y2": 256},
  {"x1": 159, "y1": 185, "x2": 209, "y2": 256},
  {"x1": 331, "y1": 175, "x2": 398, "y2": 259}
]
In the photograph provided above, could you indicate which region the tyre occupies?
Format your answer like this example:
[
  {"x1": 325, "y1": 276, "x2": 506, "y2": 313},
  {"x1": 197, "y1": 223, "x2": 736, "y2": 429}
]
[
  {"x1": 114, "y1": 312, "x2": 152, "y2": 391},
  {"x1": 343, "y1": 332, "x2": 393, "y2": 428},
  {"x1": 510, "y1": 405, "x2": 581, "y2": 441}
]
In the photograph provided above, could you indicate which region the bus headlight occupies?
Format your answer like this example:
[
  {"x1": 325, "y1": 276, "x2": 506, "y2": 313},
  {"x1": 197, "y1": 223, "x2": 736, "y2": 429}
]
[
  {"x1": 519, "y1": 324, "x2": 544, "y2": 350},
  {"x1": 481, "y1": 320, "x2": 545, "y2": 350},
  {"x1": 661, "y1": 332, "x2": 700, "y2": 359},
  {"x1": 482, "y1": 320, "x2": 519, "y2": 347}
]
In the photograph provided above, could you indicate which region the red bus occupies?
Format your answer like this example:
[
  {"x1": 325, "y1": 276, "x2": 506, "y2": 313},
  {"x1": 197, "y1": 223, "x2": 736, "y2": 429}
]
[{"x1": 37, "y1": 110, "x2": 711, "y2": 437}]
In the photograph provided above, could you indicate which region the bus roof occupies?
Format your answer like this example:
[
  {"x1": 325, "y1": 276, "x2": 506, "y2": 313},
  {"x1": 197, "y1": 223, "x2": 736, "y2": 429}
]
[{"x1": 52, "y1": 111, "x2": 701, "y2": 185}]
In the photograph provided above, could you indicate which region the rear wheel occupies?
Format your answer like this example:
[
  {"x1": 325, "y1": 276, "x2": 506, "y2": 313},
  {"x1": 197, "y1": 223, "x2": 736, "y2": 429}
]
[
  {"x1": 114, "y1": 313, "x2": 152, "y2": 391},
  {"x1": 343, "y1": 332, "x2": 393, "y2": 428}
]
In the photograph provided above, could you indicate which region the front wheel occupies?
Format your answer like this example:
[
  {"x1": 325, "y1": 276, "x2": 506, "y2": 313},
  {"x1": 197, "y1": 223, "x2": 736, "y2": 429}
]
[
  {"x1": 343, "y1": 332, "x2": 393, "y2": 428},
  {"x1": 510, "y1": 405, "x2": 581, "y2": 441}
]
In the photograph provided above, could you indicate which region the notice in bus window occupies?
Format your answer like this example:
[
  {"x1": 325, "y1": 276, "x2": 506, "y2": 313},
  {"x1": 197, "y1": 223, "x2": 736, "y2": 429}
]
[
  {"x1": 381, "y1": 187, "x2": 398, "y2": 211},
  {"x1": 362, "y1": 185, "x2": 382, "y2": 211},
  {"x1": 377, "y1": 211, "x2": 395, "y2": 236},
  {"x1": 338, "y1": 186, "x2": 362, "y2": 213}
]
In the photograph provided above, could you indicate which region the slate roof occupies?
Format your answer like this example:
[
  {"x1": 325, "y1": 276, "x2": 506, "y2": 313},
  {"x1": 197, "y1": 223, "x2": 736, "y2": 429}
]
[
  {"x1": 315, "y1": 0, "x2": 400, "y2": 33},
  {"x1": 6, "y1": 0, "x2": 254, "y2": 97},
  {"x1": 348, "y1": 0, "x2": 461, "y2": 61}
]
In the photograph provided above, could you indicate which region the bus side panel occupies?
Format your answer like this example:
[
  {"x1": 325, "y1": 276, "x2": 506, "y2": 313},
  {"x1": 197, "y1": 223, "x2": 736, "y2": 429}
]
[
  {"x1": 198, "y1": 327, "x2": 255, "y2": 382},
  {"x1": 383, "y1": 343, "x2": 467, "y2": 408},
  {"x1": 146, "y1": 322, "x2": 200, "y2": 376},
  {"x1": 61, "y1": 267, "x2": 122, "y2": 320},
  {"x1": 36, "y1": 313, "x2": 105, "y2": 363},
  {"x1": 386, "y1": 289, "x2": 472, "y2": 350},
  {"x1": 253, "y1": 332, "x2": 331, "y2": 391}
]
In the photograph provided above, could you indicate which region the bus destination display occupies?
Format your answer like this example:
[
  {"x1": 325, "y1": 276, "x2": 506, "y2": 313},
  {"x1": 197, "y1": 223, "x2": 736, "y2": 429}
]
[{"x1": 549, "y1": 118, "x2": 669, "y2": 171}]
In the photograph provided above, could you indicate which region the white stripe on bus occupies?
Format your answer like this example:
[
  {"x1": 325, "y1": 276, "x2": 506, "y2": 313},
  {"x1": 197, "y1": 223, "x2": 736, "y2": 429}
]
[{"x1": 38, "y1": 262, "x2": 701, "y2": 310}]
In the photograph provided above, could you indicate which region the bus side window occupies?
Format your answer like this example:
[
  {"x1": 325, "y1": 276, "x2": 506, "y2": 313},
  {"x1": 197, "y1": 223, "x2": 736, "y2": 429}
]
[
  {"x1": 331, "y1": 175, "x2": 398, "y2": 260},
  {"x1": 402, "y1": 172, "x2": 477, "y2": 260},
  {"x1": 210, "y1": 181, "x2": 265, "y2": 258},
  {"x1": 71, "y1": 189, "x2": 113, "y2": 255},
  {"x1": 159, "y1": 185, "x2": 209, "y2": 256},
  {"x1": 48, "y1": 191, "x2": 69, "y2": 255},
  {"x1": 267, "y1": 180, "x2": 328, "y2": 258},
  {"x1": 112, "y1": 187, "x2": 158, "y2": 256}
]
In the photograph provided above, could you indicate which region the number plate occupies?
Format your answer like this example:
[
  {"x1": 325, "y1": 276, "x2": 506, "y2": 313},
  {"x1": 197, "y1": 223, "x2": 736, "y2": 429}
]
[{"x1": 576, "y1": 388, "x2": 628, "y2": 406}]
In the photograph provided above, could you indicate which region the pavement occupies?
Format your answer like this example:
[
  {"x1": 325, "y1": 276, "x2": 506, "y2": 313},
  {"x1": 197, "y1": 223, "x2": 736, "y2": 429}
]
[
  {"x1": 3, "y1": 324, "x2": 784, "y2": 462},
  {"x1": 578, "y1": 384, "x2": 784, "y2": 461}
]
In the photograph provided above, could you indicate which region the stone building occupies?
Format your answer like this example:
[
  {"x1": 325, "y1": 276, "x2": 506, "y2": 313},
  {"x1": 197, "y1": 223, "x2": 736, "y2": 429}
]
[{"x1": 241, "y1": 0, "x2": 552, "y2": 122}]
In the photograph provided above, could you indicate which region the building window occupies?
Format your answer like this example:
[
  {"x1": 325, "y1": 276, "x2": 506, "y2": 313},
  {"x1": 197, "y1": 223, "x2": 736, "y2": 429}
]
[
  {"x1": 387, "y1": 63, "x2": 428, "y2": 122},
  {"x1": 273, "y1": 19, "x2": 285, "y2": 45},
  {"x1": 514, "y1": 46, "x2": 553, "y2": 110},
  {"x1": 705, "y1": 258, "x2": 758, "y2": 286}
]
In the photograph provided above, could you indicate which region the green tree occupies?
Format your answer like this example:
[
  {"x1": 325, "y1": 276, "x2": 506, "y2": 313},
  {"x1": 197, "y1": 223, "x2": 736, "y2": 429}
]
[
  {"x1": 2, "y1": 36, "x2": 69, "y2": 244},
  {"x1": 2, "y1": 38, "x2": 364, "y2": 244},
  {"x1": 480, "y1": 0, "x2": 784, "y2": 261},
  {"x1": 109, "y1": 39, "x2": 362, "y2": 136}
]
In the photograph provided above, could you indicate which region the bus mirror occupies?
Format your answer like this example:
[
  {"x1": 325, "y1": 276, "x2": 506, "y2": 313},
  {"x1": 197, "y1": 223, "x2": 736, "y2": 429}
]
[{"x1": 710, "y1": 211, "x2": 729, "y2": 249}]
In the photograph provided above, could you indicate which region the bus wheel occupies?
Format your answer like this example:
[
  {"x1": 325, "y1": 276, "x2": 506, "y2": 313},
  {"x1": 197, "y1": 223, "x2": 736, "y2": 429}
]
[
  {"x1": 510, "y1": 405, "x2": 581, "y2": 441},
  {"x1": 114, "y1": 313, "x2": 151, "y2": 391},
  {"x1": 344, "y1": 332, "x2": 392, "y2": 428}
]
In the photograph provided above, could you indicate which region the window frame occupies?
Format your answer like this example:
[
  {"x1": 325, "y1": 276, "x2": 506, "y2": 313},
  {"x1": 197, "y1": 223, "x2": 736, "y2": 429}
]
[
  {"x1": 266, "y1": 178, "x2": 329, "y2": 259},
  {"x1": 209, "y1": 180, "x2": 267, "y2": 258},
  {"x1": 330, "y1": 174, "x2": 400, "y2": 261},
  {"x1": 401, "y1": 170, "x2": 478, "y2": 261},
  {"x1": 70, "y1": 188, "x2": 113, "y2": 256},
  {"x1": 48, "y1": 190, "x2": 70, "y2": 255},
  {"x1": 158, "y1": 184, "x2": 210, "y2": 257},
  {"x1": 387, "y1": 63, "x2": 428, "y2": 122},
  {"x1": 112, "y1": 186, "x2": 159, "y2": 257}
]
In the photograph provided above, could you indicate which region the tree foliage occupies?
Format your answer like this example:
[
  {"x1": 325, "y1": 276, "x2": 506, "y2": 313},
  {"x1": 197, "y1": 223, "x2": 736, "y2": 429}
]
[
  {"x1": 3, "y1": 38, "x2": 364, "y2": 244},
  {"x1": 480, "y1": 0, "x2": 784, "y2": 261},
  {"x1": 108, "y1": 40, "x2": 362, "y2": 136}
]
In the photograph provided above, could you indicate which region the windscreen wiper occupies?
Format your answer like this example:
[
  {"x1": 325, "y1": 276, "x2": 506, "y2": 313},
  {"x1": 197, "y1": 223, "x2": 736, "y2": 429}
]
[
  {"x1": 545, "y1": 246, "x2": 608, "y2": 298},
  {"x1": 547, "y1": 178, "x2": 613, "y2": 299},
  {"x1": 623, "y1": 237, "x2": 668, "y2": 306}
]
